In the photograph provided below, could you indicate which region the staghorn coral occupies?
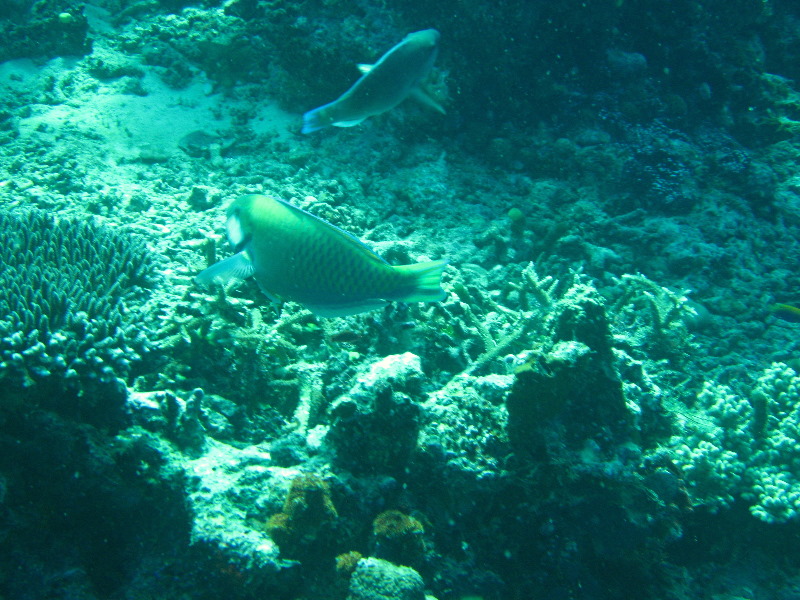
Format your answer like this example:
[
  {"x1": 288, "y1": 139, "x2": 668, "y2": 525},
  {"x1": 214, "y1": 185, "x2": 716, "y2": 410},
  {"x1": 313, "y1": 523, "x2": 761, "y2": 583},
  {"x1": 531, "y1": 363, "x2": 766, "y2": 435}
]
[
  {"x1": 607, "y1": 272, "x2": 702, "y2": 406},
  {"x1": 412, "y1": 261, "x2": 567, "y2": 378},
  {"x1": 154, "y1": 284, "x2": 322, "y2": 419},
  {"x1": 0, "y1": 208, "x2": 157, "y2": 426},
  {"x1": 612, "y1": 274, "x2": 698, "y2": 349}
]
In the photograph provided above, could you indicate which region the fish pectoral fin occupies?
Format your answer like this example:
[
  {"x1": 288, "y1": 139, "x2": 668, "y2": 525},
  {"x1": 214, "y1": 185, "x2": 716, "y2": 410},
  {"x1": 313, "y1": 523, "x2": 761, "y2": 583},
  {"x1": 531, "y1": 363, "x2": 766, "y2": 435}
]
[
  {"x1": 357, "y1": 63, "x2": 374, "y2": 74},
  {"x1": 305, "y1": 299, "x2": 388, "y2": 318},
  {"x1": 408, "y1": 86, "x2": 446, "y2": 114},
  {"x1": 332, "y1": 117, "x2": 367, "y2": 128},
  {"x1": 195, "y1": 251, "x2": 255, "y2": 288}
]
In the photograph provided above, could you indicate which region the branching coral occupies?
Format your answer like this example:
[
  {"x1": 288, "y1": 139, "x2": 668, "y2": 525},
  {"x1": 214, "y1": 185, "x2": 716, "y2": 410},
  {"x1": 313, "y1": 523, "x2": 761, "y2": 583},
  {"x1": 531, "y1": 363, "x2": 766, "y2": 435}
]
[
  {"x1": 668, "y1": 363, "x2": 800, "y2": 523},
  {"x1": 610, "y1": 273, "x2": 698, "y2": 360},
  {"x1": 0, "y1": 208, "x2": 157, "y2": 424},
  {"x1": 756, "y1": 72, "x2": 800, "y2": 137},
  {"x1": 154, "y1": 286, "x2": 321, "y2": 413},
  {"x1": 413, "y1": 262, "x2": 571, "y2": 378}
]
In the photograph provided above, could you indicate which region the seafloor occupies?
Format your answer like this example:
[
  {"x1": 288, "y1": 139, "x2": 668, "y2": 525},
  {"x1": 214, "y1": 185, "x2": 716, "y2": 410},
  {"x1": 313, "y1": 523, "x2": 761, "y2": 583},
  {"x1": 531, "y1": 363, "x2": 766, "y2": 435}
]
[{"x1": 2, "y1": 0, "x2": 800, "y2": 599}]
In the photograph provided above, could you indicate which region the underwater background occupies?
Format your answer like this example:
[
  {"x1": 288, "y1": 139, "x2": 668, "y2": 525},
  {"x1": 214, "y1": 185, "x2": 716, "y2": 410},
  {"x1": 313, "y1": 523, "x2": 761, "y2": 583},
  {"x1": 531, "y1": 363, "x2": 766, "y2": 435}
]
[{"x1": 2, "y1": 0, "x2": 800, "y2": 598}]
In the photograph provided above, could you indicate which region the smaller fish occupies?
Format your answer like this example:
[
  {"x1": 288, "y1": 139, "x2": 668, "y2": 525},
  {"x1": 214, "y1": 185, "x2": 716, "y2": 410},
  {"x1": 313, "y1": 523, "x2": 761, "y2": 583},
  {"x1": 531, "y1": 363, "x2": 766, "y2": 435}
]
[
  {"x1": 196, "y1": 194, "x2": 447, "y2": 317},
  {"x1": 179, "y1": 130, "x2": 221, "y2": 158},
  {"x1": 770, "y1": 303, "x2": 800, "y2": 323},
  {"x1": 302, "y1": 29, "x2": 444, "y2": 134},
  {"x1": 328, "y1": 330, "x2": 362, "y2": 344}
]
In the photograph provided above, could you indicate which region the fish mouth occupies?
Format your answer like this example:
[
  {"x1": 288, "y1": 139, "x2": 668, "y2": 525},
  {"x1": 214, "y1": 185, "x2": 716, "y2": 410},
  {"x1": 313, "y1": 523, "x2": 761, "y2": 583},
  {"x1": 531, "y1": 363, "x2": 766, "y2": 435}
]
[
  {"x1": 417, "y1": 29, "x2": 440, "y2": 46},
  {"x1": 233, "y1": 233, "x2": 252, "y2": 254}
]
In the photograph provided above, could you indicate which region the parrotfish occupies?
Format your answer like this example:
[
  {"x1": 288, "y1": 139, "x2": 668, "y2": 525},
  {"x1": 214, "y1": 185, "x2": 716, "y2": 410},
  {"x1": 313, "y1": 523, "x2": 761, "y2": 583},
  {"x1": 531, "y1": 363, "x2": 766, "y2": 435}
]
[
  {"x1": 196, "y1": 194, "x2": 448, "y2": 317},
  {"x1": 302, "y1": 29, "x2": 444, "y2": 134}
]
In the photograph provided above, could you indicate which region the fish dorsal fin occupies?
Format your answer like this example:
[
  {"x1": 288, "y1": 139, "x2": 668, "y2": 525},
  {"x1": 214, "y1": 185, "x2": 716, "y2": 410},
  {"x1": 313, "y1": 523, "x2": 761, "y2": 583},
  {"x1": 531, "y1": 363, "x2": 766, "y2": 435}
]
[
  {"x1": 275, "y1": 198, "x2": 389, "y2": 266},
  {"x1": 357, "y1": 63, "x2": 373, "y2": 74}
]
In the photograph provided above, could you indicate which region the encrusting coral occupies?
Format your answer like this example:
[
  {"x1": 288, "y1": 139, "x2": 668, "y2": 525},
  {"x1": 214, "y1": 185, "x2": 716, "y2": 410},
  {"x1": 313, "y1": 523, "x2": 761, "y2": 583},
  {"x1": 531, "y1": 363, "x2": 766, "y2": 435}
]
[
  {"x1": 265, "y1": 473, "x2": 339, "y2": 560},
  {"x1": 371, "y1": 509, "x2": 425, "y2": 568}
]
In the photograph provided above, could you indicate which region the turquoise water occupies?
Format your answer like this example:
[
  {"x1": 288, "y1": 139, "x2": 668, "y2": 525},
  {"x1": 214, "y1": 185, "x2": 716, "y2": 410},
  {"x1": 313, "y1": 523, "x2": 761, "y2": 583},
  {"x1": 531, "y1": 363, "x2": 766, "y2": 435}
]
[{"x1": 1, "y1": 1, "x2": 800, "y2": 598}]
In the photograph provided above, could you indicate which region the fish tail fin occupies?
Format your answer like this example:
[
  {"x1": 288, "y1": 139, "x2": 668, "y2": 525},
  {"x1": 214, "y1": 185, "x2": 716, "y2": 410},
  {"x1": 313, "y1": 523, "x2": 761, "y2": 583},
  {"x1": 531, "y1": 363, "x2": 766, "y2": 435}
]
[
  {"x1": 302, "y1": 105, "x2": 332, "y2": 134},
  {"x1": 395, "y1": 259, "x2": 448, "y2": 303}
]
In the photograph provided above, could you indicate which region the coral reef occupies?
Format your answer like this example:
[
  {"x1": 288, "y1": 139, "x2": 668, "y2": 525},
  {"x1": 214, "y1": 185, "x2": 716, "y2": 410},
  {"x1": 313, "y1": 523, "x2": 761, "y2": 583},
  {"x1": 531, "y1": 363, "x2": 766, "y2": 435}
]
[
  {"x1": 327, "y1": 353, "x2": 425, "y2": 476},
  {"x1": 0, "y1": 409, "x2": 189, "y2": 599},
  {"x1": 2, "y1": 0, "x2": 800, "y2": 598},
  {"x1": 507, "y1": 282, "x2": 630, "y2": 458},
  {"x1": 0, "y1": 208, "x2": 157, "y2": 427},
  {"x1": 0, "y1": 0, "x2": 91, "y2": 63}
]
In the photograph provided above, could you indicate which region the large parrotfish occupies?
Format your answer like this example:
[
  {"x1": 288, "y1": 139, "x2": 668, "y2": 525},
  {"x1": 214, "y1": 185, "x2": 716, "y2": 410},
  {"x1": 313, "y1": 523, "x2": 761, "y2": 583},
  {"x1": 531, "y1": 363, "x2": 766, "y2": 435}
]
[
  {"x1": 196, "y1": 194, "x2": 448, "y2": 317},
  {"x1": 302, "y1": 29, "x2": 444, "y2": 134}
]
